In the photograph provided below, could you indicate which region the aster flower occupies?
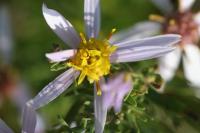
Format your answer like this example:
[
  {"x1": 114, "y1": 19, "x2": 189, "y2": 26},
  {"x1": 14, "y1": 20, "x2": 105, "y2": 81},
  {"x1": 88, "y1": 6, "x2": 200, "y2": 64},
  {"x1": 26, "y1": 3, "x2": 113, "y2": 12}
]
[
  {"x1": 26, "y1": 1, "x2": 180, "y2": 133},
  {"x1": 0, "y1": 104, "x2": 36, "y2": 133},
  {"x1": 111, "y1": 0, "x2": 200, "y2": 92},
  {"x1": 151, "y1": 0, "x2": 200, "y2": 89}
]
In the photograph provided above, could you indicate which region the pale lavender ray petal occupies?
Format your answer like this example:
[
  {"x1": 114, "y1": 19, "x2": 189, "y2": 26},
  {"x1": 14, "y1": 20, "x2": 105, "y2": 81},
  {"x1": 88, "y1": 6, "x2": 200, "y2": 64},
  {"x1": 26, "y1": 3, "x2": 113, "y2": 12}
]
[
  {"x1": 102, "y1": 74, "x2": 125, "y2": 110},
  {"x1": 42, "y1": 4, "x2": 80, "y2": 48},
  {"x1": 101, "y1": 73, "x2": 124, "y2": 92},
  {"x1": 84, "y1": 0, "x2": 100, "y2": 38},
  {"x1": 158, "y1": 47, "x2": 182, "y2": 82},
  {"x1": 178, "y1": 0, "x2": 195, "y2": 12},
  {"x1": 150, "y1": 0, "x2": 173, "y2": 14},
  {"x1": 0, "y1": 119, "x2": 14, "y2": 133},
  {"x1": 117, "y1": 80, "x2": 133, "y2": 97},
  {"x1": 114, "y1": 77, "x2": 132, "y2": 113},
  {"x1": 35, "y1": 115, "x2": 45, "y2": 133},
  {"x1": 109, "y1": 21, "x2": 161, "y2": 44},
  {"x1": 115, "y1": 46, "x2": 171, "y2": 55},
  {"x1": 111, "y1": 47, "x2": 175, "y2": 63},
  {"x1": 22, "y1": 104, "x2": 36, "y2": 133},
  {"x1": 113, "y1": 34, "x2": 181, "y2": 49},
  {"x1": 94, "y1": 79, "x2": 107, "y2": 133},
  {"x1": 183, "y1": 44, "x2": 200, "y2": 88},
  {"x1": 114, "y1": 96, "x2": 123, "y2": 113},
  {"x1": 102, "y1": 92, "x2": 115, "y2": 111},
  {"x1": 102, "y1": 73, "x2": 133, "y2": 112},
  {"x1": 45, "y1": 49, "x2": 77, "y2": 62},
  {"x1": 0, "y1": 6, "x2": 13, "y2": 64},
  {"x1": 27, "y1": 68, "x2": 79, "y2": 110}
]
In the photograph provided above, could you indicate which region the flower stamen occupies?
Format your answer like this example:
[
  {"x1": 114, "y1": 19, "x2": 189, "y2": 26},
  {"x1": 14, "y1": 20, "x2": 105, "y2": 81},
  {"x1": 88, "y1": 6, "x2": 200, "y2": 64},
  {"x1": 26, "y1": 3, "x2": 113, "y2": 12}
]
[
  {"x1": 96, "y1": 81, "x2": 102, "y2": 96},
  {"x1": 169, "y1": 19, "x2": 176, "y2": 26},
  {"x1": 149, "y1": 14, "x2": 165, "y2": 23},
  {"x1": 80, "y1": 32, "x2": 87, "y2": 45},
  {"x1": 107, "y1": 28, "x2": 117, "y2": 40},
  {"x1": 67, "y1": 31, "x2": 117, "y2": 85}
]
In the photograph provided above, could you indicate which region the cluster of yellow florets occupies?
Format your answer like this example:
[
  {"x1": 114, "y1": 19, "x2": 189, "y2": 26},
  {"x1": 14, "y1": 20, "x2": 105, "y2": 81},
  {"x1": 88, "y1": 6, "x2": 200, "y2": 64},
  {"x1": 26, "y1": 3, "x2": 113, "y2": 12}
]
[{"x1": 67, "y1": 33, "x2": 117, "y2": 85}]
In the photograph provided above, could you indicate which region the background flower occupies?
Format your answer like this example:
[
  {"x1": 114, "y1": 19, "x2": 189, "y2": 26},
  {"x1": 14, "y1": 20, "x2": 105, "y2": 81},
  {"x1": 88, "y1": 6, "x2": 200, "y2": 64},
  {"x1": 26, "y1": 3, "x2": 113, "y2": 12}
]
[{"x1": 111, "y1": 0, "x2": 200, "y2": 94}]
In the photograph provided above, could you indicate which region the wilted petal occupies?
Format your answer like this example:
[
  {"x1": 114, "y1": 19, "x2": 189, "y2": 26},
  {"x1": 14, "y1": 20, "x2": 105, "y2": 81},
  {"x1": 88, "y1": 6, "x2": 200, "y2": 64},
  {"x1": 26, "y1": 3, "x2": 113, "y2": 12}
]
[
  {"x1": 0, "y1": 119, "x2": 14, "y2": 133},
  {"x1": 0, "y1": 6, "x2": 13, "y2": 64},
  {"x1": 84, "y1": 0, "x2": 100, "y2": 38},
  {"x1": 158, "y1": 48, "x2": 181, "y2": 81},
  {"x1": 178, "y1": 0, "x2": 195, "y2": 12},
  {"x1": 94, "y1": 79, "x2": 107, "y2": 133},
  {"x1": 102, "y1": 92, "x2": 114, "y2": 111},
  {"x1": 42, "y1": 4, "x2": 80, "y2": 48},
  {"x1": 113, "y1": 34, "x2": 181, "y2": 49},
  {"x1": 109, "y1": 21, "x2": 161, "y2": 44},
  {"x1": 102, "y1": 74, "x2": 125, "y2": 111},
  {"x1": 111, "y1": 46, "x2": 175, "y2": 63},
  {"x1": 150, "y1": 0, "x2": 173, "y2": 14},
  {"x1": 22, "y1": 104, "x2": 36, "y2": 133},
  {"x1": 101, "y1": 74, "x2": 124, "y2": 92},
  {"x1": 183, "y1": 44, "x2": 200, "y2": 87},
  {"x1": 115, "y1": 81, "x2": 132, "y2": 113},
  {"x1": 27, "y1": 68, "x2": 79, "y2": 110},
  {"x1": 46, "y1": 49, "x2": 77, "y2": 62},
  {"x1": 103, "y1": 73, "x2": 132, "y2": 112}
]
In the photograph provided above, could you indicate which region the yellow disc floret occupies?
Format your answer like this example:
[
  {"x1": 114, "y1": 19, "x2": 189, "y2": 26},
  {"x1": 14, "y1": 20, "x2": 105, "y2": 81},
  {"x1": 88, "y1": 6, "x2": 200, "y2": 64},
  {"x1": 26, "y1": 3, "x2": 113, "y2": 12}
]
[{"x1": 67, "y1": 32, "x2": 117, "y2": 85}]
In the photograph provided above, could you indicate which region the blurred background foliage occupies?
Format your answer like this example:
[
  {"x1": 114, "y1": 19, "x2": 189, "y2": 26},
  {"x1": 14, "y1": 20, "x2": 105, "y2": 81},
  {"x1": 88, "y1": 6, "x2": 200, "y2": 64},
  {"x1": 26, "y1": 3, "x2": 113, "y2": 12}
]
[{"x1": 1, "y1": 0, "x2": 200, "y2": 132}]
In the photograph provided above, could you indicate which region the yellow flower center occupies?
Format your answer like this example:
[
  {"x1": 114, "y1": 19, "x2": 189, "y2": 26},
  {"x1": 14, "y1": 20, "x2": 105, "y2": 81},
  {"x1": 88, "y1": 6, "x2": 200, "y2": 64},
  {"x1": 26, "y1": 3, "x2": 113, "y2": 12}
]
[{"x1": 67, "y1": 31, "x2": 117, "y2": 87}]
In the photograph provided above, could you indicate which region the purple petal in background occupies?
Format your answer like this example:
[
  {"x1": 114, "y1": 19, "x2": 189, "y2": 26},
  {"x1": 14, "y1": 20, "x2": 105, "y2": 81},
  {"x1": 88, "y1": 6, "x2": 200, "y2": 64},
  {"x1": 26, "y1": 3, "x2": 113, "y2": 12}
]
[{"x1": 102, "y1": 73, "x2": 133, "y2": 113}]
